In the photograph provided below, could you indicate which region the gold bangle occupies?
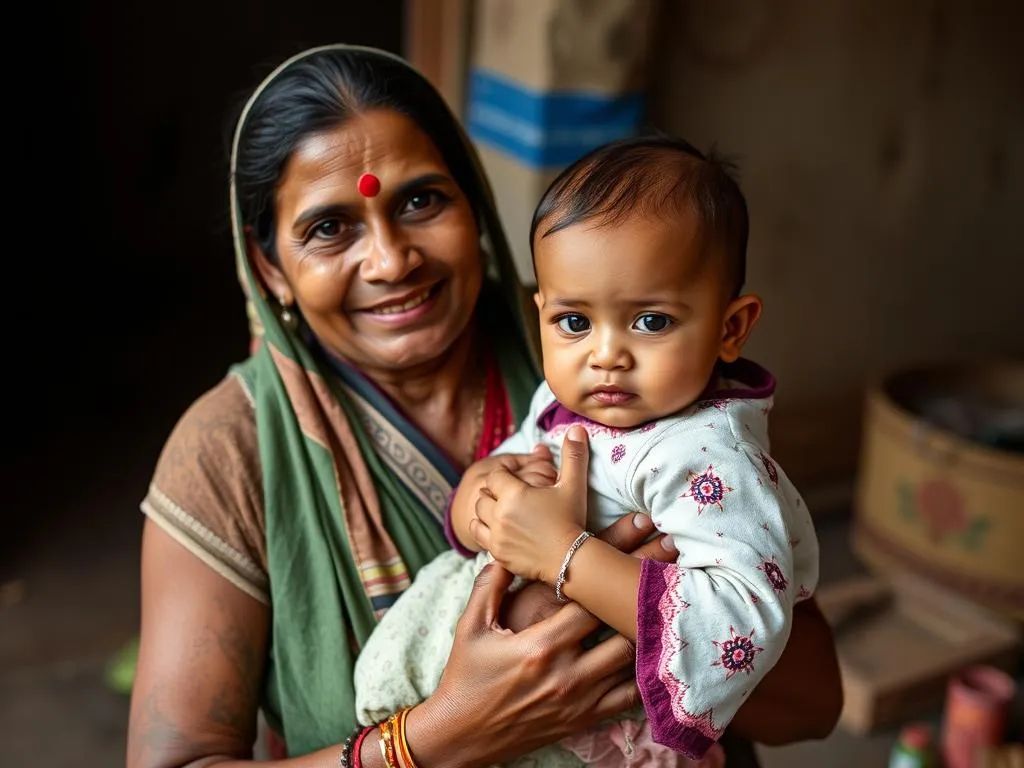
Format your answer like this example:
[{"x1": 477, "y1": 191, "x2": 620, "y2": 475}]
[
  {"x1": 378, "y1": 717, "x2": 399, "y2": 768},
  {"x1": 395, "y1": 708, "x2": 419, "y2": 768},
  {"x1": 387, "y1": 713, "x2": 401, "y2": 763}
]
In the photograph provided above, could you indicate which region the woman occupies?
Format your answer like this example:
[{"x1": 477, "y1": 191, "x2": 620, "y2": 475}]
[{"x1": 127, "y1": 45, "x2": 842, "y2": 768}]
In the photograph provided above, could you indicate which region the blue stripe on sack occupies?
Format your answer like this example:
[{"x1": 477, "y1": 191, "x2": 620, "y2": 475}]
[{"x1": 466, "y1": 69, "x2": 645, "y2": 170}]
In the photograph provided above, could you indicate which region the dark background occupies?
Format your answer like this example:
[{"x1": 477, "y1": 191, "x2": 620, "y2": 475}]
[
  {"x1": 7, "y1": 2, "x2": 404, "y2": 556},
  {"x1": 4, "y1": 12, "x2": 407, "y2": 765}
]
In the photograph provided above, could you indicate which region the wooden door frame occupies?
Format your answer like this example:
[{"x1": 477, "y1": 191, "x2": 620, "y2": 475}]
[{"x1": 403, "y1": 0, "x2": 473, "y2": 117}]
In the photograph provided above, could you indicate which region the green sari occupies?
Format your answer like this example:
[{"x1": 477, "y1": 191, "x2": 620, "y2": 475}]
[{"x1": 229, "y1": 45, "x2": 540, "y2": 756}]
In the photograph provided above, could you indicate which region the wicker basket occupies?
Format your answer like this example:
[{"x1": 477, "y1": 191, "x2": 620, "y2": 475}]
[{"x1": 852, "y1": 361, "x2": 1024, "y2": 619}]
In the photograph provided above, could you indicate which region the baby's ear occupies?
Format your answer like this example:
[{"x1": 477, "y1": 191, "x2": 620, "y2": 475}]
[
  {"x1": 720, "y1": 294, "x2": 763, "y2": 363},
  {"x1": 533, "y1": 291, "x2": 543, "y2": 312}
]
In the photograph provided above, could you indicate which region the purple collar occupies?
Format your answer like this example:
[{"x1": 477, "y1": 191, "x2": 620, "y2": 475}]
[
  {"x1": 537, "y1": 358, "x2": 775, "y2": 433},
  {"x1": 701, "y1": 357, "x2": 776, "y2": 401}
]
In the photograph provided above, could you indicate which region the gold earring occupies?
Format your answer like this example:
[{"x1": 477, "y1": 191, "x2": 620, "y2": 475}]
[{"x1": 278, "y1": 296, "x2": 298, "y2": 331}]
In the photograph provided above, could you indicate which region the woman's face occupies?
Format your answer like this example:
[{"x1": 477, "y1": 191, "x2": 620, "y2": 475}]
[{"x1": 255, "y1": 109, "x2": 483, "y2": 374}]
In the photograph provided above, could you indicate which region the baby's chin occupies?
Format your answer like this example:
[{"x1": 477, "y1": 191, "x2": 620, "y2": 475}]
[
  {"x1": 570, "y1": 393, "x2": 703, "y2": 430},
  {"x1": 572, "y1": 402, "x2": 659, "y2": 431}
]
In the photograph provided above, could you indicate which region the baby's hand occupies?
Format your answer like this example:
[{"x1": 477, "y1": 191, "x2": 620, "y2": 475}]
[
  {"x1": 451, "y1": 449, "x2": 557, "y2": 552},
  {"x1": 472, "y1": 426, "x2": 590, "y2": 584}
]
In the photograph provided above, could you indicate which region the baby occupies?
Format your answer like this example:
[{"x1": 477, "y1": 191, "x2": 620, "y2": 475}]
[{"x1": 354, "y1": 136, "x2": 819, "y2": 767}]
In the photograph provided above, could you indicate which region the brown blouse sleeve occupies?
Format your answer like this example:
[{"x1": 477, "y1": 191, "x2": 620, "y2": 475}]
[{"x1": 141, "y1": 374, "x2": 269, "y2": 603}]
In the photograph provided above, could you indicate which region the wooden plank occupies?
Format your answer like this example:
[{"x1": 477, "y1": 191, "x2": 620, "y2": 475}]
[
  {"x1": 403, "y1": 0, "x2": 472, "y2": 115},
  {"x1": 817, "y1": 571, "x2": 1022, "y2": 734}
]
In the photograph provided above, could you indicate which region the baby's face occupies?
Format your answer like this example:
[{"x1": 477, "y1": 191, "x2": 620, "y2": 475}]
[{"x1": 533, "y1": 210, "x2": 735, "y2": 428}]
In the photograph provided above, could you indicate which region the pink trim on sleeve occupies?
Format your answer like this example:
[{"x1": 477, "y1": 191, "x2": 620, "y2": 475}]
[{"x1": 637, "y1": 560, "x2": 724, "y2": 759}]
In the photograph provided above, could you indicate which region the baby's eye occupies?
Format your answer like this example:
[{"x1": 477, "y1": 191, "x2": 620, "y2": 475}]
[
  {"x1": 633, "y1": 313, "x2": 672, "y2": 333},
  {"x1": 556, "y1": 314, "x2": 591, "y2": 334}
]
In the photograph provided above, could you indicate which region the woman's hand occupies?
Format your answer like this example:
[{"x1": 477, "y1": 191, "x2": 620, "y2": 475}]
[
  {"x1": 405, "y1": 564, "x2": 639, "y2": 768},
  {"x1": 729, "y1": 596, "x2": 843, "y2": 744},
  {"x1": 472, "y1": 426, "x2": 591, "y2": 582}
]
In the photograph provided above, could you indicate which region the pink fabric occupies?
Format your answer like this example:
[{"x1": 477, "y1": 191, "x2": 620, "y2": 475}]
[
  {"x1": 559, "y1": 719, "x2": 726, "y2": 768},
  {"x1": 476, "y1": 350, "x2": 516, "y2": 460},
  {"x1": 636, "y1": 560, "x2": 721, "y2": 757},
  {"x1": 265, "y1": 728, "x2": 287, "y2": 759}
]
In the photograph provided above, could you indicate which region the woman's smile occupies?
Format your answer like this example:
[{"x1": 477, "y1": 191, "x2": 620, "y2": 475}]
[{"x1": 356, "y1": 281, "x2": 444, "y2": 325}]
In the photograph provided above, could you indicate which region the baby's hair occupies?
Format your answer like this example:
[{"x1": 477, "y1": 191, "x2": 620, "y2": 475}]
[{"x1": 530, "y1": 134, "x2": 749, "y2": 297}]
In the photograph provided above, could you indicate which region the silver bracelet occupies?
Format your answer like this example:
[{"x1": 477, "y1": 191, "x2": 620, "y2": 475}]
[{"x1": 554, "y1": 531, "x2": 593, "y2": 603}]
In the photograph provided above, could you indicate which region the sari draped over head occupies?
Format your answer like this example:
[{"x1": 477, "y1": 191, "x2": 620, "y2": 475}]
[{"x1": 228, "y1": 45, "x2": 540, "y2": 756}]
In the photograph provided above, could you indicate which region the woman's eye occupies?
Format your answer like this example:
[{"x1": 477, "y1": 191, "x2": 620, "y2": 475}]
[
  {"x1": 312, "y1": 219, "x2": 341, "y2": 239},
  {"x1": 556, "y1": 314, "x2": 591, "y2": 334},
  {"x1": 403, "y1": 191, "x2": 442, "y2": 214},
  {"x1": 633, "y1": 313, "x2": 671, "y2": 333}
]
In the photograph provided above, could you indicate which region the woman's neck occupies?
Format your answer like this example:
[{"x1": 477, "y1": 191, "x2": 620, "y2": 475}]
[
  {"x1": 363, "y1": 323, "x2": 484, "y2": 468},
  {"x1": 369, "y1": 323, "x2": 481, "y2": 417}
]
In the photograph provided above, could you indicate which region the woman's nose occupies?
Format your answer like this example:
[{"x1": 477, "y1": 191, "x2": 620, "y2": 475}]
[{"x1": 359, "y1": 226, "x2": 424, "y2": 283}]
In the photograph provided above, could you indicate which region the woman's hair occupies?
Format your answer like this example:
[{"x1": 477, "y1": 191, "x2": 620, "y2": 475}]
[
  {"x1": 530, "y1": 135, "x2": 749, "y2": 297},
  {"x1": 234, "y1": 48, "x2": 484, "y2": 260}
]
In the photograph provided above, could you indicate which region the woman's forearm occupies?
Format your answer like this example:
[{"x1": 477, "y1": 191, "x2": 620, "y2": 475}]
[
  {"x1": 729, "y1": 598, "x2": 843, "y2": 744},
  {"x1": 394, "y1": 699, "x2": 478, "y2": 768},
  {"x1": 184, "y1": 748, "x2": 350, "y2": 768},
  {"x1": 158, "y1": 703, "x2": 470, "y2": 768}
]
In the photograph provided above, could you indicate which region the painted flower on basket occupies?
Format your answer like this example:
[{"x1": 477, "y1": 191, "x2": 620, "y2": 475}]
[
  {"x1": 895, "y1": 477, "x2": 991, "y2": 552},
  {"x1": 712, "y1": 627, "x2": 764, "y2": 680},
  {"x1": 915, "y1": 477, "x2": 968, "y2": 542}
]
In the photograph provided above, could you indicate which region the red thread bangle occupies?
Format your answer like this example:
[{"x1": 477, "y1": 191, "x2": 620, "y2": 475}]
[{"x1": 352, "y1": 725, "x2": 373, "y2": 768}]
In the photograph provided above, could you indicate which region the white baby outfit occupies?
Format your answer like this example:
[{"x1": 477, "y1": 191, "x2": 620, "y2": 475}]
[{"x1": 353, "y1": 360, "x2": 818, "y2": 766}]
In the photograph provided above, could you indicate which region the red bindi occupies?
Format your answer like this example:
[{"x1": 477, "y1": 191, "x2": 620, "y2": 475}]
[{"x1": 357, "y1": 173, "x2": 381, "y2": 198}]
